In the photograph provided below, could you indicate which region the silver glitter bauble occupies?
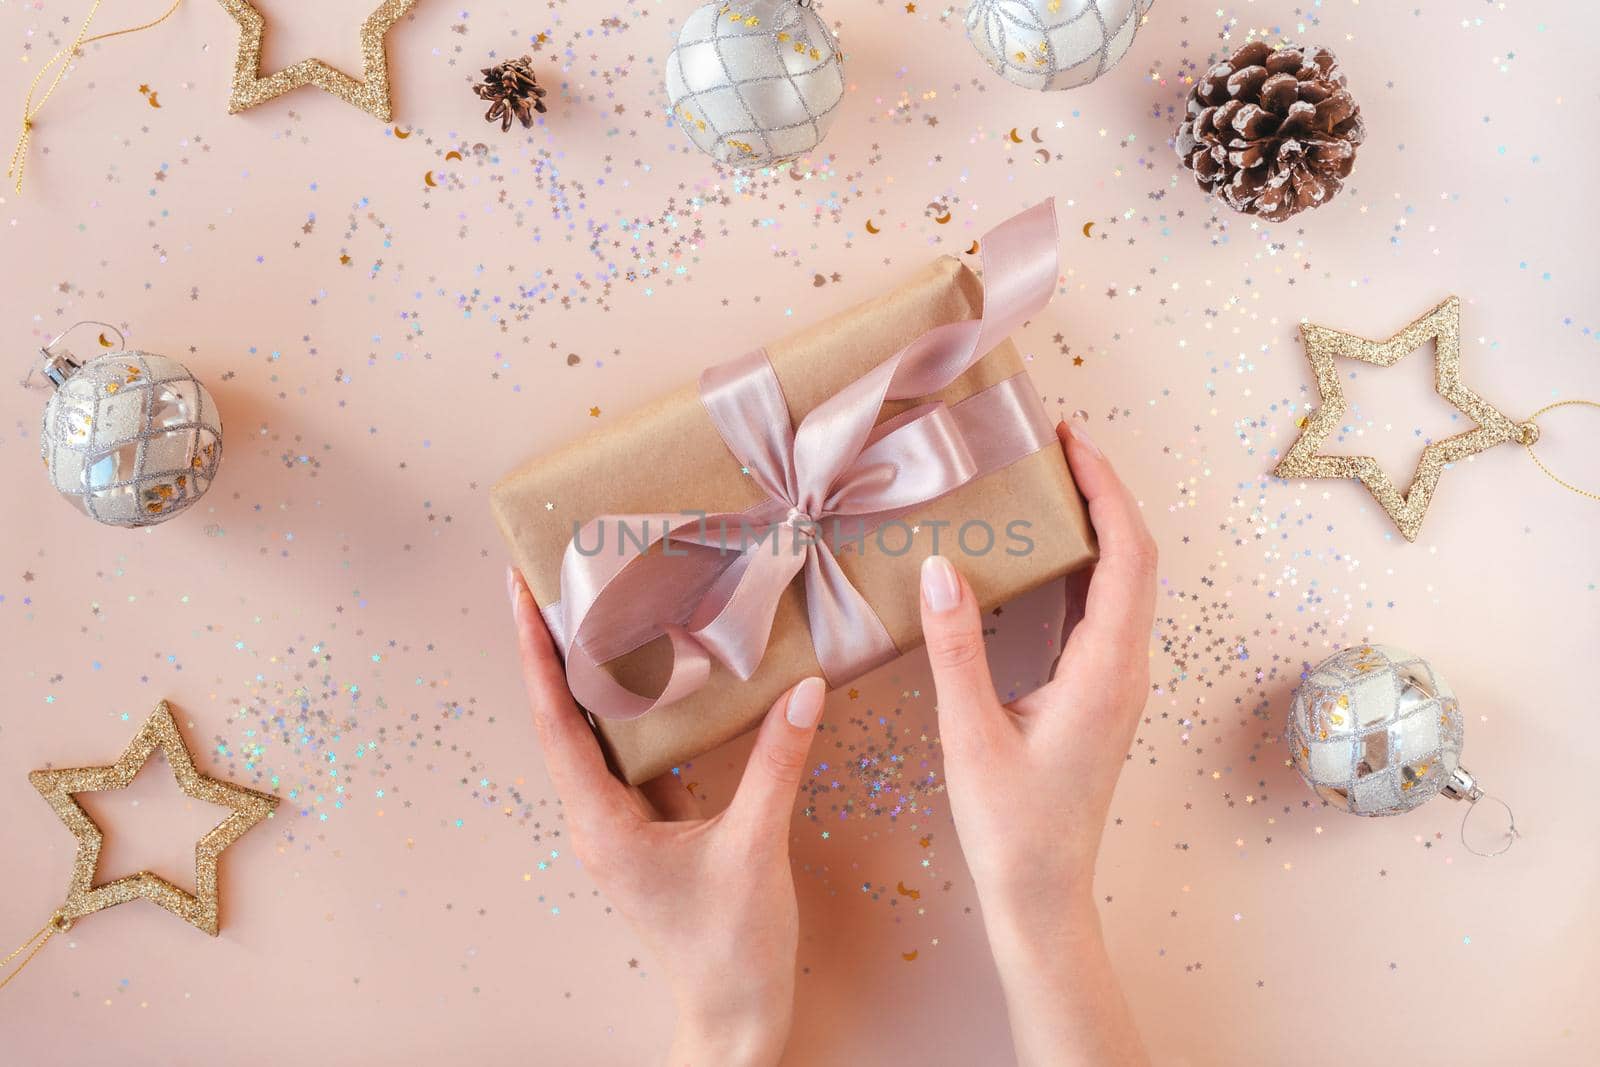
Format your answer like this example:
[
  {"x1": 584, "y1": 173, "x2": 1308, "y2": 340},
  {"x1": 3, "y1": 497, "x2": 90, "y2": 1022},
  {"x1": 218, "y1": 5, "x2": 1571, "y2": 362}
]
[
  {"x1": 965, "y1": 0, "x2": 1153, "y2": 92},
  {"x1": 39, "y1": 349, "x2": 223, "y2": 527},
  {"x1": 664, "y1": 0, "x2": 845, "y2": 168},
  {"x1": 1285, "y1": 644, "x2": 1473, "y2": 817}
]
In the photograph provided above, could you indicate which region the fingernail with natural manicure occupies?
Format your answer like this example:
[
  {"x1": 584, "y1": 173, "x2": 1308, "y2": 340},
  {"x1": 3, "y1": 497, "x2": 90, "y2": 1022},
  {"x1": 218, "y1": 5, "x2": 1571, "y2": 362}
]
[
  {"x1": 921, "y1": 554, "x2": 961, "y2": 613},
  {"x1": 786, "y1": 677, "x2": 826, "y2": 729},
  {"x1": 505, "y1": 565, "x2": 522, "y2": 618},
  {"x1": 1067, "y1": 420, "x2": 1102, "y2": 458}
]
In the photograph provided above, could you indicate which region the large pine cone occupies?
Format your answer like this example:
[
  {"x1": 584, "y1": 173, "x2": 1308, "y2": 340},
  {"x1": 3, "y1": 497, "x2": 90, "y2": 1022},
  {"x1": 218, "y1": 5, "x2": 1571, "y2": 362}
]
[{"x1": 1175, "y1": 42, "x2": 1364, "y2": 222}]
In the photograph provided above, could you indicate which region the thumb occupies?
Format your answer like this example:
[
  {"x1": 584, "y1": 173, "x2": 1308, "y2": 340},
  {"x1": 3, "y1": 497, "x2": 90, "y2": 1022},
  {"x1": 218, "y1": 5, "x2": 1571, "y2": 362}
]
[
  {"x1": 919, "y1": 555, "x2": 1001, "y2": 723},
  {"x1": 729, "y1": 676, "x2": 826, "y2": 835}
]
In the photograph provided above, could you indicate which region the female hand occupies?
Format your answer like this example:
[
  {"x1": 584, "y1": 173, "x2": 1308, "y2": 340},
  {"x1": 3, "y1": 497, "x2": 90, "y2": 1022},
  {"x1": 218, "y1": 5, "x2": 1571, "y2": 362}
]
[
  {"x1": 509, "y1": 568, "x2": 824, "y2": 1067},
  {"x1": 918, "y1": 422, "x2": 1154, "y2": 1066}
]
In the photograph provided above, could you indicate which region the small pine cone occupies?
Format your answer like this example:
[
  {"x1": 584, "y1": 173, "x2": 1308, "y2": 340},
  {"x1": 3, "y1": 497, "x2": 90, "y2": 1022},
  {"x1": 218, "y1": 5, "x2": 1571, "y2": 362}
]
[
  {"x1": 473, "y1": 56, "x2": 548, "y2": 132},
  {"x1": 1175, "y1": 42, "x2": 1364, "y2": 222}
]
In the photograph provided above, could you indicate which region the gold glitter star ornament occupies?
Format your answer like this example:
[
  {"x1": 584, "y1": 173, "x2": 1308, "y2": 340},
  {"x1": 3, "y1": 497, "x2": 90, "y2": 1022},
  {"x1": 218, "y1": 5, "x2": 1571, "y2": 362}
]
[
  {"x1": 1273, "y1": 296, "x2": 1539, "y2": 541},
  {"x1": 218, "y1": 0, "x2": 418, "y2": 120},
  {"x1": 28, "y1": 700, "x2": 278, "y2": 936}
]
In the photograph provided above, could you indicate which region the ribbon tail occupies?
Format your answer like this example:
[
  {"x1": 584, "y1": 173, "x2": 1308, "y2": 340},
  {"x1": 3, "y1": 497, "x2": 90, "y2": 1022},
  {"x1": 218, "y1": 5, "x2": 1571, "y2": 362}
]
[
  {"x1": 689, "y1": 536, "x2": 808, "y2": 680},
  {"x1": 802, "y1": 545, "x2": 898, "y2": 686},
  {"x1": 966, "y1": 198, "x2": 1060, "y2": 362},
  {"x1": 698, "y1": 350, "x2": 799, "y2": 503},
  {"x1": 790, "y1": 199, "x2": 1059, "y2": 510}
]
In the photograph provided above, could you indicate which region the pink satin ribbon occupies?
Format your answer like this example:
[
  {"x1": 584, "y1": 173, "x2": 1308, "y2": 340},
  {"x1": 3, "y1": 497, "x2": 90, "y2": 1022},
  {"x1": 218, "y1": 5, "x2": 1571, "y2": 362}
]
[{"x1": 551, "y1": 199, "x2": 1060, "y2": 720}]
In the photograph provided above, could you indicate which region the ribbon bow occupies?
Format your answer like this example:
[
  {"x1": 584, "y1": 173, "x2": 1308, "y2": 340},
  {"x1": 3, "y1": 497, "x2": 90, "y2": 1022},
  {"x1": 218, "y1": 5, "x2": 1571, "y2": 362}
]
[{"x1": 552, "y1": 200, "x2": 1060, "y2": 720}]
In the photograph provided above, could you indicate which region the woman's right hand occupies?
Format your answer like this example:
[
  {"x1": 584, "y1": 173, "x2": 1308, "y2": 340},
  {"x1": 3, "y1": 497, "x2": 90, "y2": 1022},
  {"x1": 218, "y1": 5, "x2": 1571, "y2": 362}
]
[{"x1": 917, "y1": 421, "x2": 1155, "y2": 1066}]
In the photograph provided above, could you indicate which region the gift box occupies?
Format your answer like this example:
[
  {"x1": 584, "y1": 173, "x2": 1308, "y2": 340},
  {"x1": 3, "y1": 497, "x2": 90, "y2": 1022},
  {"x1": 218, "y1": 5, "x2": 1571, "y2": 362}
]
[{"x1": 491, "y1": 201, "x2": 1095, "y2": 784}]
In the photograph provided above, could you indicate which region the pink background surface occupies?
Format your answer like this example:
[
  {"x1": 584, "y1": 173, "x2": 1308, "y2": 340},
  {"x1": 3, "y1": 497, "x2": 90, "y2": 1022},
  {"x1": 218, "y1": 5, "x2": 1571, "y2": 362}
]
[{"x1": 2, "y1": 1, "x2": 1597, "y2": 1063}]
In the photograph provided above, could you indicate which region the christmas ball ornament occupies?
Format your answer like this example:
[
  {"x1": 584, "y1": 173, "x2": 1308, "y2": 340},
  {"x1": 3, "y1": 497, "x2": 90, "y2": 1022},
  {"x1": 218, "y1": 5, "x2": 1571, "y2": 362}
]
[
  {"x1": 664, "y1": 0, "x2": 845, "y2": 168},
  {"x1": 37, "y1": 334, "x2": 222, "y2": 527},
  {"x1": 964, "y1": 0, "x2": 1153, "y2": 92},
  {"x1": 1175, "y1": 41, "x2": 1365, "y2": 221},
  {"x1": 1284, "y1": 644, "x2": 1483, "y2": 817}
]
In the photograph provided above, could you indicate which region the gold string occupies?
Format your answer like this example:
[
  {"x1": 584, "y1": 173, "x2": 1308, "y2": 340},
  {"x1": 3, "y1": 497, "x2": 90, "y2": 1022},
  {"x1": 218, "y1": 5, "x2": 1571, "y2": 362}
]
[
  {"x1": 0, "y1": 913, "x2": 69, "y2": 994},
  {"x1": 1524, "y1": 400, "x2": 1600, "y2": 502},
  {"x1": 7, "y1": 0, "x2": 184, "y2": 194}
]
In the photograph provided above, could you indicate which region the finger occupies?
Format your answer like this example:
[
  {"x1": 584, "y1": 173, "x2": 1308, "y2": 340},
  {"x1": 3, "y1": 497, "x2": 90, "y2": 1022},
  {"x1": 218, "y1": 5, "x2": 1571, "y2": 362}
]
[
  {"x1": 727, "y1": 677, "x2": 826, "y2": 837},
  {"x1": 639, "y1": 773, "x2": 700, "y2": 822},
  {"x1": 1055, "y1": 422, "x2": 1157, "y2": 664},
  {"x1": 919, "y1": 555, "x2": 1003, "y2": 731},
  {"x1": 508, "y1": 566, "x2": 634, "y2": 825}
]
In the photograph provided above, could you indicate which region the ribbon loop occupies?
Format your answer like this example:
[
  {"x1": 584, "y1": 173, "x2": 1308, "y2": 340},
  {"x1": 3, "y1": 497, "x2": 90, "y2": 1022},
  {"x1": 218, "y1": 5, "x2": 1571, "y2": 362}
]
[
  {"x1": 551, "y1": 199, "x2": 1061, "y2": 719},
  {"x1": 825, "y1": 402, "x2": 977, "y2": 516}
]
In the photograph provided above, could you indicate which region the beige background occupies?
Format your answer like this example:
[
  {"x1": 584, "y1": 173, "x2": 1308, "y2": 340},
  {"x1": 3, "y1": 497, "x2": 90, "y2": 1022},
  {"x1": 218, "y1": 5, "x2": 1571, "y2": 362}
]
[{"x1": 2, "y1": 1, "x2": 1596, "y2": 1063}]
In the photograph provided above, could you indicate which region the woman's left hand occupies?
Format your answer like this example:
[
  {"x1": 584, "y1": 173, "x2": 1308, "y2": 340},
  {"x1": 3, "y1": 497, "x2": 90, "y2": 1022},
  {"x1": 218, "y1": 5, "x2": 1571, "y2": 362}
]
[{"x1": 508, "y1": 567, "x2": 825, "y2": 1067}]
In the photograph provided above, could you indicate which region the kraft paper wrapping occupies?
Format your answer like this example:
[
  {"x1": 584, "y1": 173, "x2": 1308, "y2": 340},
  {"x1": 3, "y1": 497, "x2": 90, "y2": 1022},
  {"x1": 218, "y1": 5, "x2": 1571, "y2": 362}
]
[{"x1": 491, "y1": 254, "x2": 1095, "y2": 784}]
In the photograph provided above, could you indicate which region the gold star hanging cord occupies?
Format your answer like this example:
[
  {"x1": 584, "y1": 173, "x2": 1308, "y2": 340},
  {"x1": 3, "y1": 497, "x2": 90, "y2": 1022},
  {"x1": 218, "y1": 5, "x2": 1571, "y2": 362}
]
[
  {"x1": 217, "y1": 0, "x2": 418, "y2": 120},
  {"x1": 1273, "y1": 296, "x2": 1537, "y2": 542},
  {"x1": 6, "y1": 0, "x2": 184, "y2": 194},
  {"x1": 27, "y1": 700, "x2": 278, "y2": 936}
]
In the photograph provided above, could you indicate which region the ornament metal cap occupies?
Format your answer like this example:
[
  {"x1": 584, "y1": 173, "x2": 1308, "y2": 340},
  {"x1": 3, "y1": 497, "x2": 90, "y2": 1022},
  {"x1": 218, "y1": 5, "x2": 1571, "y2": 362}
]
[
  {"x1": 1443, "y1": 765, "x2": 1519, "y2": 857},
  {"x1": 1441, "y1": 765, "x2": 1484, "y2": 804},
  {"x1": 24, "y1": 320, "x2": 124, "y2": 390},
  {"x1": 39, "y1": 350, "x2": 83, "y2": 389}
]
